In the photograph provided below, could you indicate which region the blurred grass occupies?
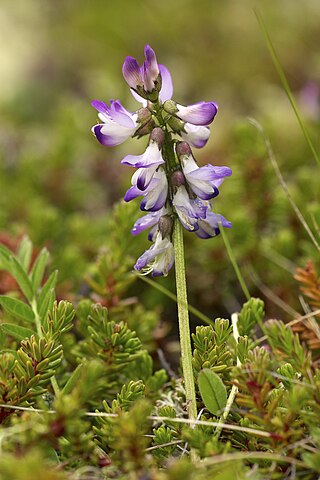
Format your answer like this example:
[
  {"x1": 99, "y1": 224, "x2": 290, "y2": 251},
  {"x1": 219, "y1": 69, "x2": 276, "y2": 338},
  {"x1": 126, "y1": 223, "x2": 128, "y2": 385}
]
[{"x1": 0, "y1": 0, "x2": 319, "y2": 320}]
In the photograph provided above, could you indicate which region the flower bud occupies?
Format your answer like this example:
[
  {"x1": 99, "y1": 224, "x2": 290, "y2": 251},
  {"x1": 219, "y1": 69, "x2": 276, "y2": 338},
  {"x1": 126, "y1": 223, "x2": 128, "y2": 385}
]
[
  {"x1": 163, "y1": 100, "x2": 178, "y2": 115},
  {"x1": 176, "y1": 141, "x2": 192, "y2": 159},
  {"x1": 135, "y1": 108, "x2": 155, "y2": 136},
  {"x1": 150, "y1": 127, "x2": 165, "y2": 148},
  {"x1": 171, "y1": 170, "x2": 185, "y2": 187},
  {"x1": 135, "y1": 120, "x2": 155, "y2": 137},
  {"x1": 168, "y1": 116, "x2": 185, "y2": 133},
  {"x1": 158, "y1": 215, "x2": 173, "y2": 238},
  {"x1": 137, "y1": 107, "x2": 152, "y2": 124}
]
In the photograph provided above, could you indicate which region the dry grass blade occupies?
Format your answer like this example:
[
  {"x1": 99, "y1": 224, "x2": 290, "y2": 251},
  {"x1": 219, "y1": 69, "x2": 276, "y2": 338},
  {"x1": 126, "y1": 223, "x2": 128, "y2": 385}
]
[
  {"x1": 249, "y1": 118, "x2": 320, "y2": 252},
  {"x1": 294, "y1": 261, "x2": 320, "y2": 311},
  {"x1": 248, "y1": 265, "x2": 299, "y2": 317},
  {"x1": 202, "y1": 451, "x2": 308, "y2": 468}
]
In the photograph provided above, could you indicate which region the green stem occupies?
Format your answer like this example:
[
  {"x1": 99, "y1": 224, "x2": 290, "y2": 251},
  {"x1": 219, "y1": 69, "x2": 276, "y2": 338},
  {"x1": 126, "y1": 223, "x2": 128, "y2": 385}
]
[{"x1": 172, "y1": 221, "x2": 198, "y2": 434}]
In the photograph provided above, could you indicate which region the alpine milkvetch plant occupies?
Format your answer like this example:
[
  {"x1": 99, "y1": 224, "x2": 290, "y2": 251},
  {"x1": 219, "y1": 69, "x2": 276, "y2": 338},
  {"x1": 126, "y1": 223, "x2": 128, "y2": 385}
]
[{"x1": 91, "y1": 45, "x2": 232, "y2": 450}]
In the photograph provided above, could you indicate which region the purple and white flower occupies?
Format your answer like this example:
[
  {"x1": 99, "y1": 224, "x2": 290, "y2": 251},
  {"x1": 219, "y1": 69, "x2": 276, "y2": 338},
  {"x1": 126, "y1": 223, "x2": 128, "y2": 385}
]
[
  {"x1": 196, "y1": 211, "x2": 232, "y2": 239},
  {"x1": 177, "y1": 142, "x2": 232, "y2": 200},
  {"x1": 123, "y1": 45, "x2": 171, "y2": 98},
  {"x1": 181, "y1": 123, "x2": 210, "y2": 148},
  {"x1": 176, "y1": 102, "x2": 218, "y2": 125},
  {"x1": 131, "y1": 207, "x2": 167, "y2": 237},
  {"x1": 164, "y1": 100, "x2": 218, "y2": 126},
  {"x1": 124, "y1": 167, "x2": 168, "y2": 211},
  {"x1": 91, "y1": 100, "x2": 138, "y2": 146},
  {"x1": 134, "y1": 231, "x2": 174, "y2": 277},
  {"x1": 121, "y1": 127, "x2": 165, "y2": 190},
  {"x1": 172, "y1": 186, "x2": 207, "y2": 231}
]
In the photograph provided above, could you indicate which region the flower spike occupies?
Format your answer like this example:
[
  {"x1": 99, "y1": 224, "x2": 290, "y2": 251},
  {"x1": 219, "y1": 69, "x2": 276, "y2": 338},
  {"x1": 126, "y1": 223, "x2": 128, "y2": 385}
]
[{"x1": 91, "y1": 45, "x2": 232, "y2": 276}]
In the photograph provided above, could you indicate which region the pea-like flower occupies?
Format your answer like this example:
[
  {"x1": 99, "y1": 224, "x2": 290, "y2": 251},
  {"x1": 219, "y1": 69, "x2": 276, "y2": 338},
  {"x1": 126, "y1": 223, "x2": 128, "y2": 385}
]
[
  {"x1": 124, "y1": 168, "x2": 168, "y2": 212},
  {"x1": 131, "y1": 208, "x2": 168, "y2": 237},
  {"x1": 122, "y1": 45, "x2": 160, "y2": 93},
  {"x1": 176, "y1": 142, "x2": 232, "y2": 200},
  {"x1": 134, "y1": 231, "x2": 174, "y2": 277},
  {"x1": 91, "y1": 100, "x2": 139, "y2": 146},
  {"x1": 181, "y1": 123, "x2": 211, "y2": 148},
  {"x1": 164, "y1": 100, "x2": 218, "y2": 126},
  {"x1": 196, "y1": 210, "x2": 232, "y2": 239},
  {"x1": 172, "y1": 186, "x2": 207, "y2": 231}
]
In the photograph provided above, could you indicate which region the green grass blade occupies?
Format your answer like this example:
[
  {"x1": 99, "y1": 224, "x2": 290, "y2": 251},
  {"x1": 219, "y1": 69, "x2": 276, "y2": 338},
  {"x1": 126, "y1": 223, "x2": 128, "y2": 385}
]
[
  {"x1": 254, "y1": 8, "x2": 320, "y2": 168},
  {"x1": 137, "y1": 274, "x2": 214, "y2": 326}
]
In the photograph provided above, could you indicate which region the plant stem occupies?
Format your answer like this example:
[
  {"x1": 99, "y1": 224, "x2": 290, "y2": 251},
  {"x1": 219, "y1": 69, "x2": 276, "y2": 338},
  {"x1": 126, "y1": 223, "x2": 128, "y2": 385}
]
[{"x1": 172, "y1": 220, "x2": 198, "y2": 458}]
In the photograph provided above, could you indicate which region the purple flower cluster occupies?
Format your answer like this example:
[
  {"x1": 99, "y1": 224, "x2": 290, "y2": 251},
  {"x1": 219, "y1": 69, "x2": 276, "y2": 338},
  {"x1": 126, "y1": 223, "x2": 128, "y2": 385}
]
[{"x1": 91, "y1": 46, "x2": 232, "y2": 276}]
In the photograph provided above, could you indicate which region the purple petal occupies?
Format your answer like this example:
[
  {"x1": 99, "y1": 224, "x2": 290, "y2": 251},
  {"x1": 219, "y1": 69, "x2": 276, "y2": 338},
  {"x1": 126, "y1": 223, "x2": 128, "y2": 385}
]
[
  {"x1": 190, "y1": 165, "x2": 232, "y2": 181},
  {"x1": 141, "y1": 61, "x2": 154, "y2": 92},
  {"x1": 134, "y1": 235, "x2": 174, "y2": 276},
  {"x1": 124, "y1": 185, "x2": 142, "y2": 202},
  {"x1": 140, "y1": 187, "x2": 167, "y2": 211},
  {"x1": 121, "y1": 143, "x2": 165, "y2": 169},
  {"x1": 188, "y1": 183, "x2": 219, "y2": 200},
  {"x1": 136, "y1": 166, "x2": 158, "y2": 191},
  {"x1": 134, "y1": 245, "x2": 163, "y2": 271},
  {"x1": 92, "y1": 124, "x2": 120, "y2": 147},
  {"x1": 144, "y1": 45, "x2": 159, "y2": 77},
  {"x1": 92, "y1": 123, "x2": 134, "y2": 147},
  {"x1": 176, "y1": 102, "x2": 218, "y2": 126},
  {"x1": 181, "y1": 124, "x2": 210, "y2": 148},
  {"x1": 172, "y1": 188, "x2": 204, "y2": 231},
  {"x1": 195, "y1": 224, "x2": 220, "y2": 239},
  {"x1": 109, "y1": 100, "x2": 136, "y2": 128},
  {"x1": 159, "y1": 64, "x2": 173, "y2": 102},
  {"x1": 91, "y1": 100, "x2": 110, "y2": 116},
  {"x1": 131, "y1": 210, "x2": 162, "y2": 236},
  {"x1": 122, "y1": 56, "x2": 143, "y2": 89},
  {"x1": 196, "y1": 212, "x2": 232, "y2": 239}
]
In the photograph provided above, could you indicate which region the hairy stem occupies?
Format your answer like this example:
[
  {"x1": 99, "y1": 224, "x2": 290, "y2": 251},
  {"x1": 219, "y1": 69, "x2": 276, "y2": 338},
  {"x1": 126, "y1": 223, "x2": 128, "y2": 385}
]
[{"x1": 173, "y1": 220, "x2": 198, "y2": 453}]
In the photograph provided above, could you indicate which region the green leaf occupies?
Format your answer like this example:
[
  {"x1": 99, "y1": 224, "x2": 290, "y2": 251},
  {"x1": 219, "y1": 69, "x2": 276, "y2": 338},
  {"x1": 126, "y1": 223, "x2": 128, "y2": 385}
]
[
  {"x1": 198, "y1": 368, "x2": 227, "y2": 416},
  {"x1": 30, "y1": 248, "x2": 50, "y2": 293},
  {"x1": 0, "y1": 244, "x2": 12, "y2": 270},
  {"x1": 37, "y1": 270, "x2": 58, "y2": 319},
  {"x1": 9, "y1": 256, "x2": 34, "y2": 301},
  {"x1": 62, "y1": 364, "x2": 84, "y2": 395},
  {"x1": 0, "y1": 295, "x2": 35, "y2": 323},
  {"x1": 0, "y1": 323, "x2": 35, "y2": 342},
  {"x1": 17, "y1": 236, "x2": 33, "y2": 272}
]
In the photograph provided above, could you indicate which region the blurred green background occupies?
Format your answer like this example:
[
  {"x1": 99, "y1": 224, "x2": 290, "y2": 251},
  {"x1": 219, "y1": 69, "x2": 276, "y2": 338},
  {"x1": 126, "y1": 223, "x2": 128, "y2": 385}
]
[{"x1": 0, "y1": 0, "x2": 319, "y2": 323}]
